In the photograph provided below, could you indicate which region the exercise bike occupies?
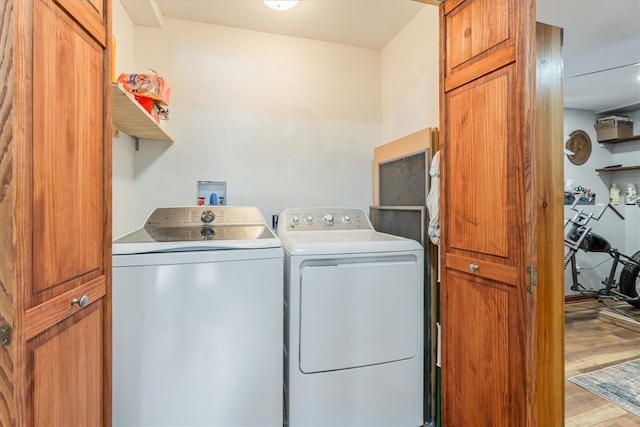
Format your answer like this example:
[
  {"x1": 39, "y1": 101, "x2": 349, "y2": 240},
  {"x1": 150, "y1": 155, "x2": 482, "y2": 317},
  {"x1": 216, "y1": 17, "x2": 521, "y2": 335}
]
[{"x1": 564, "y1": 195, "x2": 640, "y2": 311}]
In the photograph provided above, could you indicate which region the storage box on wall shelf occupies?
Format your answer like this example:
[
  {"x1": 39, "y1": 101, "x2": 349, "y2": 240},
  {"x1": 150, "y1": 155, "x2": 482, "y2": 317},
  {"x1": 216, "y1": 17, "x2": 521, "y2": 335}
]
[{"x1": 594, "y1": 116, "x2": 633, "y2": 142}]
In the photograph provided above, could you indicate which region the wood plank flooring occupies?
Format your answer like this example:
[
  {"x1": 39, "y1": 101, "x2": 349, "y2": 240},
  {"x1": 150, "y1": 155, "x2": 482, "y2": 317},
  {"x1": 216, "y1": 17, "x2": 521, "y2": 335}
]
[{"x1": 565, "y1": 300, "x2": 640, "y2": 426}]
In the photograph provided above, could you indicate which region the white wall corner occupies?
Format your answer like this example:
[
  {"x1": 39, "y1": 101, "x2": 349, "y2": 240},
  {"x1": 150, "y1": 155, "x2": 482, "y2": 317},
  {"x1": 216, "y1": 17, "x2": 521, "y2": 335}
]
[{"x1": 120, "y1": 0, "x2": 163, "y2": 28}]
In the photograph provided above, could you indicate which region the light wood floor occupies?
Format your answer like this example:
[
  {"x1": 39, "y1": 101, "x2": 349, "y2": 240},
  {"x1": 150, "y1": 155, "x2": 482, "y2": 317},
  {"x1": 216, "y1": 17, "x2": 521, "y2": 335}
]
[{"x1": 565, "y1": 299, "x2": 640, "y2": 426}]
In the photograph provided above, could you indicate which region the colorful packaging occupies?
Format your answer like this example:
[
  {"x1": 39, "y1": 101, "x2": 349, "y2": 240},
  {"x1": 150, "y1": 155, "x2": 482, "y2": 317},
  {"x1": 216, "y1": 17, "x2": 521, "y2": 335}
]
[{"x1": 117, "y1": 70, "x2": 171, "y2": 106}]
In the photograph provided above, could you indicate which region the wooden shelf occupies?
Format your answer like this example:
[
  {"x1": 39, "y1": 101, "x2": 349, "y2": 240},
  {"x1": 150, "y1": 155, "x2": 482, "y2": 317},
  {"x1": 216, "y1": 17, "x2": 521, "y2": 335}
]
[
  {"x1": 598, "y1": 134, "x2": 640, "y2": 144},
  {"x1": 596, "y1": 165, "x2": 640, "y2": 173},
  {"x1": 111, "y1": 83, "x2": 173, "y2": 142},
  {"x1": 595, "y1": 134, "x2": 640, "y2": 173}
]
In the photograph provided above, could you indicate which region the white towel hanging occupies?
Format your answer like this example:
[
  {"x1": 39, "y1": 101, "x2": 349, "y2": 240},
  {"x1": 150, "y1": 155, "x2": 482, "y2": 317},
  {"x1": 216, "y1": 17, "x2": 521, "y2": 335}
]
[{"x1": 426, "y1": 150, "x2": 440, "y2": 245}]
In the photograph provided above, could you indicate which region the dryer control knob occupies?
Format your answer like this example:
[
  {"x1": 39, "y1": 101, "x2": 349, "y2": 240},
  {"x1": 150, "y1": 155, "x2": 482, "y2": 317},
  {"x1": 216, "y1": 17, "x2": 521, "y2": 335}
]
[
  {"x1": 323, "y1": 214, "x2": 334, "y2": 225},
  {"x1": 291, "y1": 215, "x2": 300, "y2": 225},
  {"x1": 342, "y1": 215, "x2": 351, "y2": 224},
  {"x1": 305, "y1": 215, "x2": 314, "y2": 225},
  {"x1": 200, "y1": 210, "x2": 215, "y2": 224}
]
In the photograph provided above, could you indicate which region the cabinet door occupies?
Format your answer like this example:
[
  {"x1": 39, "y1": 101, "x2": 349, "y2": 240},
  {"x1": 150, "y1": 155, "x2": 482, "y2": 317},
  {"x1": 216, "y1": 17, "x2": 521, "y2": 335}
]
[
  {"x1": 0, "y1": 0, "x2": 112, "y2": 425},
  {"x1": 440, "y1": 0, "x2": 541, "y2": 426},
  {"x1": 30, "y1": 0, "x2": 107, "y2": 305},
  {"x1": 28, "y1": 302, "x2": 105, "y2": 426},
  {"x1": 29, "y1": 0, "x2": 111, "y2": 422}
]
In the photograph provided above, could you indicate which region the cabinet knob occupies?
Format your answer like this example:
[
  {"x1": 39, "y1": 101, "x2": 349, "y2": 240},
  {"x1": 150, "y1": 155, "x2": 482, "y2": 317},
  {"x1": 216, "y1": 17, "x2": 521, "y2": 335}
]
[
  {"x1": 71, "y1": 295, "x2": 89, "y2": 308},
  {"x1": 468, "y1": 264, "x2": 480, "y2": 273}
]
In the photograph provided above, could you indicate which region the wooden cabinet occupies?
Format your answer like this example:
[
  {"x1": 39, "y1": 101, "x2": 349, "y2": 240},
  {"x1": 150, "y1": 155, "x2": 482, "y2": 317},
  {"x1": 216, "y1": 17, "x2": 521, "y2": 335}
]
[
  {"x1": 0, "y1": 0, "x2": 112, "y2": 425},
  {"x1": 440, "y1": 1, "x2": 564, "y2": 425}
]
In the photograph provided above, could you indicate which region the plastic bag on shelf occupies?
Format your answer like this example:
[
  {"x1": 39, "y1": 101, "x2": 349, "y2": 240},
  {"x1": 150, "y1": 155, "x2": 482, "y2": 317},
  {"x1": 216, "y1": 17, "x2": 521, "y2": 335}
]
[{"x1": 117, "y1": 69, "x2": 171, "y2": 106}]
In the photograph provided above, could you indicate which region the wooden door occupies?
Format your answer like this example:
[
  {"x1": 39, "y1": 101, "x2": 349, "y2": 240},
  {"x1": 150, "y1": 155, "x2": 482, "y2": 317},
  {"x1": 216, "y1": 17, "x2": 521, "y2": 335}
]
[
  {"x1": 0, "y1": 0, "x2": 112, "y2": 425},
  {"x1": 534, "y1": 22, "x2": 565, "y2": 426},
  {"x1": 439, "y1": 0, "x2": 563, "y2": 426}
]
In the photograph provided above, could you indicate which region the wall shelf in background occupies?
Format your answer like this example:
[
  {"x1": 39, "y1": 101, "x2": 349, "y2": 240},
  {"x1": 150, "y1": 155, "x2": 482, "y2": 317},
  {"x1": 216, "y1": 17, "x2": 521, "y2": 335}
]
[
  {"x1": 596, "y1": 165, "x2": 640, "y2": 173},
  {"x1": 112, "y1": 83, "x2": 173, "y2": 142},
  {"x1": 598, "y1": 134, "x2": 640, "y2": 145},
  {"x1": 596, "y1": 134, "x2": 640, "y2": 173}
]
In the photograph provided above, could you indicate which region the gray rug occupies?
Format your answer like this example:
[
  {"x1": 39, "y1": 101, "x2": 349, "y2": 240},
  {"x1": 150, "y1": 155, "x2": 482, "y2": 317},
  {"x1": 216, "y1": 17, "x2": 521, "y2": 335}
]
[{"x1": 569, "y1": 359, "x2": 640, "y2": 417}]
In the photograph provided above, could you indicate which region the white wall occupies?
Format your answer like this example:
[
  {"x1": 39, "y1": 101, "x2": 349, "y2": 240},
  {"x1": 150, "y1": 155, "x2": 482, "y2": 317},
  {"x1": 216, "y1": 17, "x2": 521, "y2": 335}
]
[
  {"x1": 381, "y1": 6, "x2": 439, "y2": 143},
  {"x1": 111, "y1": 0, "x2": 137, "y2": 237},
  {"x1": 563, "y1": 108, "x2": 640, "y2": 295},
  {"x1": 603, "y1": 109, "x2": 640, "y2": 257},
  {"x1": 129, "y1": 18, "x2": 381, "y2": 226},
  {"x1": 563, "y1": 108, "x2": 610, "y2": 202},
  {"x1": 111, "y1": 4, "x2": 439, "y2": 234}
]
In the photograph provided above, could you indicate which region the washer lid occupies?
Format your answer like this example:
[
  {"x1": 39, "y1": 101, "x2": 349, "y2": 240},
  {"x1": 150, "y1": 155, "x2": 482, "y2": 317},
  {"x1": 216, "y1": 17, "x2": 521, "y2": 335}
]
[
  {"x1": 113, "y1": 206, "x2": 281, "y2": 254},
  {"x1": 279, "y1": 230, "x2": 422, "y2": 255}
]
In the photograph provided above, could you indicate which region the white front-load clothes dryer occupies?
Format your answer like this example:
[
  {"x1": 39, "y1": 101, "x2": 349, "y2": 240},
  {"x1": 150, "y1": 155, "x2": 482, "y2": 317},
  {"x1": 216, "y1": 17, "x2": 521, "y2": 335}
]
[{"x1": 277, "y1": 207, "x2": 424, "y2": 427}]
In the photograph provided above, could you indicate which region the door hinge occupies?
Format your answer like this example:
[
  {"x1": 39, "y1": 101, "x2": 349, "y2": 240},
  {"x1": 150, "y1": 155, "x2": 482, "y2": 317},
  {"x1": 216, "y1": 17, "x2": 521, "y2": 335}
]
[
  {"x1": 0, "y1": 325, "x2": 11, "y2": 347},
  {"x1": 527, "y1": 265, "x2": 537, "y2": 293}
]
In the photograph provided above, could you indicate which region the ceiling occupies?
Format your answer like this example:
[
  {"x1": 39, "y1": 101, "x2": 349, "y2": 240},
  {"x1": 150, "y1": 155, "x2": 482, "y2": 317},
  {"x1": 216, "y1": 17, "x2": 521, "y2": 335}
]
[
  {"x1": 536, "y1": 0, "x2": 640, "y2": 113},
  {"x1": 121, "y1": 0, "x2": 640, "y2": 114}
]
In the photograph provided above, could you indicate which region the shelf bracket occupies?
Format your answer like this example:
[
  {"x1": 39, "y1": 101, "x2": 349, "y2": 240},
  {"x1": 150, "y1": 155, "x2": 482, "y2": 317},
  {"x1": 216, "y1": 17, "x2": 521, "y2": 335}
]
[{"x1": 135, "y1": 137, "x2": 140, "y2": 151}]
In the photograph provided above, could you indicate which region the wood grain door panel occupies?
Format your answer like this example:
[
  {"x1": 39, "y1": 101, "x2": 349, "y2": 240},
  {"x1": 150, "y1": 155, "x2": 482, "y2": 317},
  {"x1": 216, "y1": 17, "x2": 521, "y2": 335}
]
[
  {"x1": 28, "y1": 299, "x2": 104, "y2": 427},
  {"x1": 24, "y1": 276, "x2": 107, "y2": 340},
  {"x1": 446, "y1": 67, "x2": 511, "y2": 261},
  {"x1": 444, "y1": 0, "x2": 511, "y2": 77},
  {"x1": 31, "y1": 0, "x2": 105, "y2": 303},
  {"x1": 55, "y1": 0, "x2": 107, "y2": 46},
  {"x1": 443, "y1": 271, "x2": 522, "y2": 426},
  {"x1": 445, "y1": 253, "x2": 518, "y2": 285}
]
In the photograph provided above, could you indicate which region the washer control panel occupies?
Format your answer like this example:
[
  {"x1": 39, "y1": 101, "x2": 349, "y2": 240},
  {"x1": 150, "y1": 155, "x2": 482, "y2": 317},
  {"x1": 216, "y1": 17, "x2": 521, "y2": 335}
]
[
  {"x1": 145, "y1": 206, "x2": 268, "y2": 228},
  {"x1": 283, "y1": 208, "x2": 371, "y2": 231}
]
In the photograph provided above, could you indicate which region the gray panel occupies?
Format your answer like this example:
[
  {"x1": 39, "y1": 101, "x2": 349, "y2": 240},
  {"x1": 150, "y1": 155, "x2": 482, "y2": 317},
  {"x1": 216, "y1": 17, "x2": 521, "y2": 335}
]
[
  {"x1": 370, "y1": 207, "x2": 426, "y2": 247},
  {"x1": 379, "y1": 152, "x2": 427, "y2": 206}
]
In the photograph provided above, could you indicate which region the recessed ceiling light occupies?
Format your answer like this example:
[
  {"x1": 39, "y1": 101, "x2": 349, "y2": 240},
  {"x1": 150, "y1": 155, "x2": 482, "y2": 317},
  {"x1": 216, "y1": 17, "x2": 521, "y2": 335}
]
[{"x1": 263, "y1": 0, "x2": 299, "y2": 11}]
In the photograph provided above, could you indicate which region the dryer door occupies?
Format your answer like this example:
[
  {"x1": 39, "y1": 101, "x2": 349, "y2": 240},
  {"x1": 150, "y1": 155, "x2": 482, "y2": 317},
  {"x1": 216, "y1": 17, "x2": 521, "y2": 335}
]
[{"x1": 299, "y1": 256, "x2": 420, "y2": 374}]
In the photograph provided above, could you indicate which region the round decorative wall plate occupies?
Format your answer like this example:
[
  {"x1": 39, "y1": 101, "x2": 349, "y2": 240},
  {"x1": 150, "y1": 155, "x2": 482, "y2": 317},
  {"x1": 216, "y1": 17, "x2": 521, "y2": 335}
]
[{"x1": 565, "y1": 130, "x2": 592, "y2": 166}]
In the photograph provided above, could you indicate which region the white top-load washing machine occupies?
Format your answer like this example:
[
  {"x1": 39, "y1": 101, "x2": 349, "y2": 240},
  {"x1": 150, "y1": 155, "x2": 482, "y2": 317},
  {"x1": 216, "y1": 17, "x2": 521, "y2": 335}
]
[
  {"x1": 277, "y1": 207, "x2": 424, "y2": 427},
  {"x1": 112, "y1": 206, "x2": 283, "y2": 427}
]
